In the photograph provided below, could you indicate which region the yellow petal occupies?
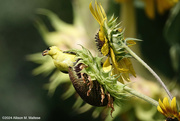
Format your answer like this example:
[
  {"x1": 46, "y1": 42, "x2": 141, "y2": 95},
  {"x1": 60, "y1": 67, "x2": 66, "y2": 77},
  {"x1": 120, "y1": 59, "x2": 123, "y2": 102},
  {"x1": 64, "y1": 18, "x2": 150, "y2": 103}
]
[
  {"x1": 89, "y1": 2, "x2": 101, "y2": 25},
  {"x1": 178, "y1": 112, "x2": 180, "y2": 120},
  {"x1": 110, "y1": 48, "x2": 120, "y2": 70},
  {"x1": 144, "y1": 0, "x2": 155, "y2": 19},
  {"x1": 159, "y1": 98, "x2": 168, "y2": 117},
  {"x1": 103, "y1": 56, "x2": 110, "y2": 67},
  {"x1": 111, "y1": 65, "x2": 124, "y2": 83},
  {"x1": 164, "y1": 0, "x2": 174, "y2": 9},
  {"x1": 127, "y1": 40, "x2": 136, "y2": 46},
  {"x1": 163, "y1": 97, "x2": 171, "y2": 112},
  {"x1": 110, "y1": 48, "x2": 128, "y2": 72},
  {"x1": 99, "y1": 29, "x2": 105, "y2": 42},
  {"x1": 157, "y1": 105, "x2": 165, "y2": 115},
  {"x1": 94, "y1": 1, "x2": 102, "y2": 23},
  {"x1": 103, "y1": 57, "x2": 112, "y2": 72},
  {"x1": 123, "y1": 58, "x2": 136, "y2": 77},
  {"x1": 96, "y1": 2, "x2": 105, "y2": 23},
  {"x1": 99, "y1": 3, "x2": 107, "y2": 24},
  {"x1": 157, "y1": 0, "x2": 164, "y2": 15},
  {"x1": 171, "y1": 97, "x2": 178, "y2": 114},
  {"x1": 173, "y1": 0, "x2": 179, "y2": 3},
  {"x1": 122, "y1": 72, "x2": 130, "y2": 82},
  {"x1": 101, "y1": 37, "x2": 109, "y2": 56},
  {"x1": 89, "y1": 1, "x2": 107, "y2": 26}
]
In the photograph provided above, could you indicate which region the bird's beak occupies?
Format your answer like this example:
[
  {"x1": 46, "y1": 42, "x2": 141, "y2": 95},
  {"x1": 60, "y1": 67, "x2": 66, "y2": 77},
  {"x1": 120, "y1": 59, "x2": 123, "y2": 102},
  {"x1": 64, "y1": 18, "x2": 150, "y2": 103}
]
[{"x1": 42, "y1": 49, "x2": 49, "y2": 56}]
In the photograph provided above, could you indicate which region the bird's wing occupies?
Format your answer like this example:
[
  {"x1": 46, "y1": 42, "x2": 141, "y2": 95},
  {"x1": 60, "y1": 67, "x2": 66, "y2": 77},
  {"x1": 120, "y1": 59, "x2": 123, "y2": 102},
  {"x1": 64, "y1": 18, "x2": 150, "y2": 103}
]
[{"x1": 63, "y1": 50, "x2": 76, "y2": 55}]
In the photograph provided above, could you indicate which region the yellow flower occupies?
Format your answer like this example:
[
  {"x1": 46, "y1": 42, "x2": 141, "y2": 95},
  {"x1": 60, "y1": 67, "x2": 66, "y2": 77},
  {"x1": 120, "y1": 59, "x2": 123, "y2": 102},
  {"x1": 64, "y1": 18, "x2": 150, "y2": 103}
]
[
  {"x1": 89, "y1": 1, "x2": 109, "y2": 56},
  {"x1": 115, "y1": 0, "x2": 179, "y2": 19},
  {"x1": 157, "y1": 97, "x2": 180, "y2": 121},
  {"x1": 142, "y1": 0, "x2": 179, "y2": 19},
  {"x1": 110, "y1": 48, "x2": 136, "y2": 82},
  {"x1": 90, "y1": 1, "x2": 136, "y2": 83}
]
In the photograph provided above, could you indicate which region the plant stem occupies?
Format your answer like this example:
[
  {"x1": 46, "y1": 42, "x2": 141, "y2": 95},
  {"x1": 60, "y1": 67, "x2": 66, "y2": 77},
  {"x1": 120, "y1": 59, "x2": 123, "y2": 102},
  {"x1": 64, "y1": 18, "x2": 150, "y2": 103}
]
[
  {"x1": 123, "y1": 44, "x2": 173, "y2": 100},
  {"x1": 122, "y1": 84, "x2": 159, "y2": 106}
]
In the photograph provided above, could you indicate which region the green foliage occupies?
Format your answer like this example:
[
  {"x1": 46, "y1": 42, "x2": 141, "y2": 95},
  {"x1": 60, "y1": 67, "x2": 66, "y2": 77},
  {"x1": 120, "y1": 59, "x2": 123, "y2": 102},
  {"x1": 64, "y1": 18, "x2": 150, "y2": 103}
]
[
  {"x1": 164, "y1": 2, "x2": 180, "y2": 74},
  {"x1": 164, "y1": 2, "x2": 180, "y2": 45}
]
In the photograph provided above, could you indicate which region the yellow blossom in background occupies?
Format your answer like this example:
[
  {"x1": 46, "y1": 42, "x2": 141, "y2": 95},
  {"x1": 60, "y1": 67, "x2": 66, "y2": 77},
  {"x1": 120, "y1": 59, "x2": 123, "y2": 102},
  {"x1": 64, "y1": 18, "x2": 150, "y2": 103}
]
[
  {"x1": 115, "y1": 0, "x2": 179, "y2": 19},
  {"x1": 89, "y1": 1, "x2": 136, "y2": 83},
  {"x1": 157, "y1": 97, "x2": 180, "y2": 120},
  {"x1": 142, "y1": 0, "x2": 179, "y2": 19}
]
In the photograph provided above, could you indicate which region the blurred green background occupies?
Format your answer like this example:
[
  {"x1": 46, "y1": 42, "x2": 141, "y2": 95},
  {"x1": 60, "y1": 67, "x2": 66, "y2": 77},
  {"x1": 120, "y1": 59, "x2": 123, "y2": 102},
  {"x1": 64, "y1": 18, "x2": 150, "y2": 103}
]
[{"x1": 0, "y1": 0, "x2": 180, "y2": 121}]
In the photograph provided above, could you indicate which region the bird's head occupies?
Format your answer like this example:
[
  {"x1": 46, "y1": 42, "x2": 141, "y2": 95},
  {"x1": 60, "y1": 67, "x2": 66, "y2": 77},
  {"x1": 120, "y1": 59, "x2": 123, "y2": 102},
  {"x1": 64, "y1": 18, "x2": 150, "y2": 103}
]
[{"x1": 42, "y1": 46, "x2": 61, "y2": 56}]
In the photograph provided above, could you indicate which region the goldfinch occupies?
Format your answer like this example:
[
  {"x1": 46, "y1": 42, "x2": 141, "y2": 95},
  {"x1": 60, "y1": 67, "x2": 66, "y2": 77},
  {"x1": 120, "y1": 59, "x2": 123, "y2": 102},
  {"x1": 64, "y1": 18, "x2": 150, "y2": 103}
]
[{"x1": 42, "y1": 46, "x2": 76, "y2": 73}]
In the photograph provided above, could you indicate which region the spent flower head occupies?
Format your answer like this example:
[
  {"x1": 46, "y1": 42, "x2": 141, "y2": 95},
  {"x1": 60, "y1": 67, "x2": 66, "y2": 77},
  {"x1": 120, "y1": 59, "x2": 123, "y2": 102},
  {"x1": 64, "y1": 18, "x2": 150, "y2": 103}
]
[{"x1": 68, "y1": 45, "x2": 159, "y2": 116}]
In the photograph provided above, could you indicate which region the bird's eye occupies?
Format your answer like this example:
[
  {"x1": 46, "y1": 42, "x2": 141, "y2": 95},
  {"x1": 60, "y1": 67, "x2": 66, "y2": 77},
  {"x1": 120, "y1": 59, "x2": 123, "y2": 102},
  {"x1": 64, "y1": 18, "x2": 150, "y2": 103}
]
[{"x1": 46, "y1": 47, "x2": 50, "y2": 50}]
